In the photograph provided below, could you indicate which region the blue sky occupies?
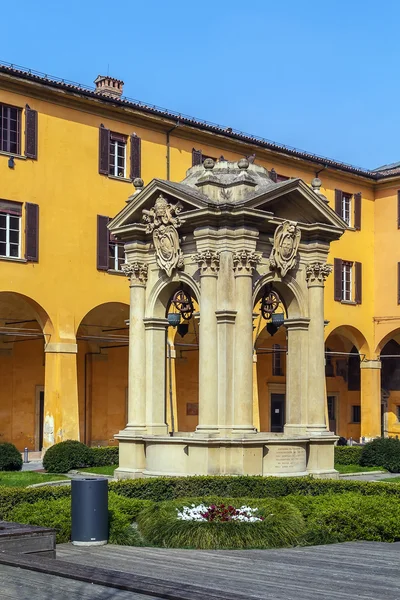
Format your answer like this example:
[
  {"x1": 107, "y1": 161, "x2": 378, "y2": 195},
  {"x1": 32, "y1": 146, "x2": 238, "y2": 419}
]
[{"x1": 2, "y1": 0, "x2": 399, "y2": 169}]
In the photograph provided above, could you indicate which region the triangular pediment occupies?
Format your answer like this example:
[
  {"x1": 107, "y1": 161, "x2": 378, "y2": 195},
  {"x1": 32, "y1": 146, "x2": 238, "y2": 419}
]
[
  {"x1": 109, "y1": 178, "x2": 209, "y2": 236},
  {"x1": 243, "y1": 178, "x2": 347, "y2": 230}
]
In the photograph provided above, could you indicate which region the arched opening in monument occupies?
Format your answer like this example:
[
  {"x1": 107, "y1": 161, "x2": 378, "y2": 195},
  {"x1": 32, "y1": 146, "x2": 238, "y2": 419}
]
[
  {"x1": 379, "y1": 331, "x2": 400, "y2": 437},
  {"x1": 324, "y1": 326, "x2": 365, "y2": 440},
  {"x1": 165, "y1": 287, "x2": 199, "y2": 433},
  {"x1": 76, "y1": 302, "x2": 129, "y2": 446},
  {"x1": 254, "y1": 284, "x2": 288, "y2": 433},
  {"x1": 0, "y1": 292, "x2": 52, "y2": 451}
]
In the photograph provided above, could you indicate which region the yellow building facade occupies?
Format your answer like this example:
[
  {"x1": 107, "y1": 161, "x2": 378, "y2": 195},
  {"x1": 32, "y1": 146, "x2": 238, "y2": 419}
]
[{"x1": 1, "y1": 62, "x2": 400, "y2": 452}]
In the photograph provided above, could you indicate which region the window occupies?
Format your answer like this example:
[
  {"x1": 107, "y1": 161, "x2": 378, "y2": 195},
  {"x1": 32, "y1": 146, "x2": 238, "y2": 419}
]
[
  {"x1": 0, "y1": 201, "x2": 22, "y2": 258},
  {"x1": 109, "y1": 133, "x2": 127, "y2": 178},
  {"x1": 327, "y1": 396, "x2": 336, "y2": 421},
  {"x1": 0, "y1": 103, "x2": 21, "y2": 154},
  {"x1": 341, "y1": 193, "x2": 352, "y2": 226},
  {"x1": 272, "y1": 344, "x2": 283, "y2": 376},
  {"x1": 108, "y1": 236, "x2": 125, "y2": 271},
  {"x1": 342, "y1": 261, "x2": 352, "y2": 301},
  {"x1": 351, "y1": 405, "x2": 361, "y2": 423}
]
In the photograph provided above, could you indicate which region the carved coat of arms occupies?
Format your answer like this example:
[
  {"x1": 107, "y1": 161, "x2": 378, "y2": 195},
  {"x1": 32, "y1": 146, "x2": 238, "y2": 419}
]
[
  {"x1": 143, "y1": 195, "x2": 184, "y2": 277},
  {"x1": 269, "y1": 221, "x2": 301, "y2": 277}
]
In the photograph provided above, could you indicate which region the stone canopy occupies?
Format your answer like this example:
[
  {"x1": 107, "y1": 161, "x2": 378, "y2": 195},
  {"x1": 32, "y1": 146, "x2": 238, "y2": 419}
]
[{"x1": 109, "y1": 158, "x2": 346, "y2": 480}]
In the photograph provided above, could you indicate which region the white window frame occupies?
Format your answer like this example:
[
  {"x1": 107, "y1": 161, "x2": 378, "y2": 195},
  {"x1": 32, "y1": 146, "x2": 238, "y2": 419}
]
[
  {"x1": 341, "y1": 193, "x2": 352, "y2": 227},
  {"x1": 0, "y1": 211, "x2": 21, "y2": 258},
  {"x1": 109, "y1": 139, "x2": 127, "y2": 178},
  {"x1": 109, "y1": 240, "x2": 124, "y2": 271},
  {"x1": 342, "y1": 262, "x2": 352, "y2": 302}
]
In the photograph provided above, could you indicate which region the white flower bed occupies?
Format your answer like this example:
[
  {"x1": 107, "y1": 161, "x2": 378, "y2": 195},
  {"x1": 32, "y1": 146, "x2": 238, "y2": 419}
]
[{"x1": 176, "y1": 503, "x2": 264, "y2": 522}]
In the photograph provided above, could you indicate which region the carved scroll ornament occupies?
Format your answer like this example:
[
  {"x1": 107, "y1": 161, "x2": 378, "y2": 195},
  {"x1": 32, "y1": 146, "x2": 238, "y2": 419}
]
[
  {"x1": 143, "y1": 195, "x2": 184, "y2": 277},
  {"x1": 269, "y1": 221, "x2": 301, "y2": 277}
]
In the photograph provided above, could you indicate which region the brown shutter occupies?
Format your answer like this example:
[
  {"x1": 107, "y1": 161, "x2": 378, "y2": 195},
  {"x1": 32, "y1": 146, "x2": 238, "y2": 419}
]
[
  {"x1": 130, "y1": 134, "x2": 141, "y2": 179},
  {"x1": 398, "y1": 263, "x2": 400, "y2": 304},
  {"x1": 334, "y1": 258, "x2": 342, "y2": 301},
  {"x1": 25, "y1": 105, "x2": 38, "y2": 159},
  {"x1": 98, "y1": 125, "x2": 110, "y2": 175},
  {"x1": 25, "y1": 203, "x2": 39, "y2": 262},
  {"x1": 355, "y1": 261, "x2": 362, "y2": 304},
  {"x1": 354, "y1": 193, "x2": 361, "y2": 230},
  {"x1": 192, "y1": 148, "x2": 203, "y2": 166},
  {"x1": 97, "y1": 215, "x2": 109, "y2": 271},
  {"x1": 335, "y1": 189, "x2": 343, "y2": 216},
  {"x1": 397, "y1": 191, "x2": 400, "y2": 229}
]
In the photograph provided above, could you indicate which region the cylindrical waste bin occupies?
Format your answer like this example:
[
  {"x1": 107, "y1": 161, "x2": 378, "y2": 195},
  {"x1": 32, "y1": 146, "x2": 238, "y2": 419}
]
[{"x1": 71, "y1": 478, "x2": 108, "y2": 546}]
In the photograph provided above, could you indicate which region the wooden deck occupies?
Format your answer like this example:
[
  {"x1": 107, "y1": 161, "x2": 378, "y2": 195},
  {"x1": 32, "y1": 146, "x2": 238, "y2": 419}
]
[{"x1": 1, "y1": 541, "x2": 400, "y2": 599}]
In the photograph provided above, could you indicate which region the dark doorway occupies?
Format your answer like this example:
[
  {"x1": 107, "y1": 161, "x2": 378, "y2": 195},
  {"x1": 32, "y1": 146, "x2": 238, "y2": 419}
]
[
  {"x1": 327, "y1": 395, "x2": 337, "y2": 433},
  {"x1": 38, "y1": 390, "x2": 44, "y2": 451},
  {"x1": 270, "y1": 393, "x2": 285, "y2": 432}
]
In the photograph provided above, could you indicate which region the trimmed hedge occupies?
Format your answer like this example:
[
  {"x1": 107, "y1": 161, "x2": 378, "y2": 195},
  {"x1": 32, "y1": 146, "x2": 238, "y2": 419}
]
[
  {"x1": 360, "y1": 437, "x2": 400, "y2": 472},
  {"x1": 0, "y1": 443, "x2": 23, "y2": 472},
  {"x1": 90, "y1": 446, "x2": 118, "y2": 467},
  {"x1": 334, "y1": 446, "x2": 362, "y2": 465},
  {"x1": 137, "y1": 496, "x2": 304, "y2": 549},
  {"x1": 43, "y1": 440, "x2": 92, "y2": 473}
]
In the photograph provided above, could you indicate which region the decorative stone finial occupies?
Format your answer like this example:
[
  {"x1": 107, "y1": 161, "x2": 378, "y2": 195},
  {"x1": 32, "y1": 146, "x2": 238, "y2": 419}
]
[
  {"x1": 238, "y1": 158, "x2": 249, "y2": 170},
  {"x1": 133, "y1": 177, "x2": 144, "y2": 191},
  {"x1": 311, "y1": 177, "x2": 328, "y2": 203},
  {"x1": 305, "y1": 262, "x2": 332, "y2": 286},
  {"x1": 203, "y1": 158, "x2": 215, "y2": 169}
]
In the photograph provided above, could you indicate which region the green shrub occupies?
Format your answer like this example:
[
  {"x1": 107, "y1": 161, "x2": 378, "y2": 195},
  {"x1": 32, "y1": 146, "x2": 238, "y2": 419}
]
[
  {"x1": 43, "y1": 440, "x2": 92, "y2": 473},
  {"x1": 90, "y1": 446, "x2": 118, "y2": 467},
  {"x1": 0, "y1": 443, "x2": 23, "y2": 472},
  {"x1": 360, "y1": 437, "x2": 400, "y2": 472},
  {"x1": 0, "y1": 485, "x2": 70, "y2": 519},
  {"x1": 287, "y1": 493, "x2": 400, "y2": 544},
  {"x1": 334, "y1": 446, "x2": 362, "y2": 465},
  {"x1": 136, "y1": 496, "x2": 304, "y2": 549},
  {"x1": 8, "y1": 492, "x2": 152, "y2": 545}
]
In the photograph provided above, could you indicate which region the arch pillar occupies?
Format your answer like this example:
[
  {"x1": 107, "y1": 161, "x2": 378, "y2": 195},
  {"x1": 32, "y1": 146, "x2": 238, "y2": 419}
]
[
  {"x1": 43, "y1": 341, "x2": 79, "y2": 450},
  {"x1": 284, "y1": 318, "x2": 310, "y2": 434},
  {"x1": 144, "y1": 318, "x2": 169, "y2": 435},
  {"x1": 360, "y1": 359, "x2": 381, "y2": 440}
]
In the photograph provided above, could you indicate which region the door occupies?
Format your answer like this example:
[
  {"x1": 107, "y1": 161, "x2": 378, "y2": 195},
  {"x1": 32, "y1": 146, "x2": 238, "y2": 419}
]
[
  {"x1": 327, "y1": 395, "x2": 337, "y2": 433},
  {"x1": 270, "y1": 393, "x2": 285, "y2": 433}
]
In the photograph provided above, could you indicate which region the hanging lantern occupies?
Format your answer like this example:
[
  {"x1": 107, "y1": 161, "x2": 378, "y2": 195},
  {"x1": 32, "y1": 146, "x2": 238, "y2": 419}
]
[
  {"x1": 271, "y1": 313, "x2": 285, "y2": 328},
  {"x1": 167, "y1": 313, "x2": 181, "y2": 328}
]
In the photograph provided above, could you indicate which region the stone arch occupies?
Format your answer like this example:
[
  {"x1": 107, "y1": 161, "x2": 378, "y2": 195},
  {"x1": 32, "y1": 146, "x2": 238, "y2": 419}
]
[
  {"x1": 76, "y1": 301, "x2": 130, "y2": 445},
  {"x1": 0, "y1": 291, "x2": 53, "y2": 338},
  {"x1": 375, "y1": 328, "x2": 400, "y2": 356},
  {"x1": 146, "y1": 272, "x2": 201, "y2": 319},
  {"x1": 252, "y1": 272, "x2": 306, "y2": 319},
  {"x1": 325, "y1": 324, "x2": 370, "y2": 357}
]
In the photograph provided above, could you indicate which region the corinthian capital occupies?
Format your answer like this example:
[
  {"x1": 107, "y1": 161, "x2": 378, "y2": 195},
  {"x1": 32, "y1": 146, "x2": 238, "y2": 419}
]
[
  {"x1": 121, "y1": 262, "x2": 148, "y2": 286},
  {"x1": 233, "y1": 250, "x2": 262, "y2": 275},
  {"x1": 305, "y1": 262, "x2": 332, "y2": 286},
  {"x1": 194, "y1": 250, "x2": 220, "y2": 275}
]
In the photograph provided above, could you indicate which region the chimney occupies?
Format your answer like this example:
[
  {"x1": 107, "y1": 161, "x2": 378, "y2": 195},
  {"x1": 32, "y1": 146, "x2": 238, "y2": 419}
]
[{"x1": 94, "y1": 75, "x2": 124, "y2": 99}]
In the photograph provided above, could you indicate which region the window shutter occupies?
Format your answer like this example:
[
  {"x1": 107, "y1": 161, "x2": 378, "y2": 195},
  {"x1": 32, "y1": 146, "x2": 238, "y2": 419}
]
[
  {"x1": 130, "y1": 134, "x2": 141, "y2": 179},
  {"x1": 25, "y1": 203, "x2": 39, "y2": 262},
  {"x1": 192, "y1": 148, "x2": 203, "y2": 166},
  {"x1": 97, "y1": 215, "x2": 109, "y2": 271},
  {"x1": 335, "y1": 189, "x2": 343, "y2": 216},
  {"x1": 355, "y1": 261, "x2": 362, "y2": 304},
  {"x1": 334, "y1": 258, "x2": 342, "y2": 301},
  {"x1": 25, "y1": 105, "x2": 38, "y2": 159},
  {"x1": 354, "y1": 193, "x2": 361, "y2": 230},
  {"x1": 98, "y1": 125, "x2": 110, "y2": 175}
]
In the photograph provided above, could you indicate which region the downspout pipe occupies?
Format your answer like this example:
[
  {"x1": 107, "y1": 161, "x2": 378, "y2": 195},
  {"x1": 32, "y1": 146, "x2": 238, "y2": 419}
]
[{"x1": 166, "y1": 122, "x2": 179, "y2": 181}]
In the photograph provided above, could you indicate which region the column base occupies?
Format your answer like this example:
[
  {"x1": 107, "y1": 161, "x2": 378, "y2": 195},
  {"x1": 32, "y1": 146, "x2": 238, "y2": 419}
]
[
  {"x1": 195, "y1": 425, "x2": 220, "y2": 437},
  {"x1": 146, "y1": 424, "x2": 169, "y2": 435},
  {"x1": 231, "y1": 426, "x2": 257, "y2": 436}
]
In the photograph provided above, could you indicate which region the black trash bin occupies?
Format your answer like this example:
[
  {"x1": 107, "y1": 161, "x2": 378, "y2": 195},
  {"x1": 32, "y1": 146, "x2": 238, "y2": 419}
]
[{"x1": 71, "y1": 478, "x2": 108, "y2": 546}]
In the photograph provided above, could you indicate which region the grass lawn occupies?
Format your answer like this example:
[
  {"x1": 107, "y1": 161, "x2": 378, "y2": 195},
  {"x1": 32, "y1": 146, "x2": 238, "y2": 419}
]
[
  {"x1": 335, "y1": 464, "x2": 386, "y2": 474},
  {"x1": 76, "y1": 465, "x2": 117, "y2": 476},
  {"x1": 0, "y1": 472, "x2": 68, "y2": 487},
  {"x1": 380, "y1": 476, "x2": 400, "y2": 482}
]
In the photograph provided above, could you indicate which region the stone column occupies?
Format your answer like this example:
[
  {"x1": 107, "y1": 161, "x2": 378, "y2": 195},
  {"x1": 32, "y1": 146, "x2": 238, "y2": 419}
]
[
  {"x1": 43, "y1": 342, "x2": 79, "y2": 450},
  {"x1": 360, "y1": 360, "x2": 382, "y2": 440},
  {"x1": 143, "y1": 318, "x2": 169, "y2": 435},
  {"x1": 284, "y1": 318, "x2": 310, "y2": 435},
  {"x1": 232, "y1": 250, "x2": 260, "y2": 434},
  {"x1": 122, "y1": 262, "x2": 148, "y2": 431},
  {"x1": 194, "y1": 250, "x2": 219, "y2": 434},
  {"x1": 305, "y1": 262, "x2": 332, "y2": 434}
]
